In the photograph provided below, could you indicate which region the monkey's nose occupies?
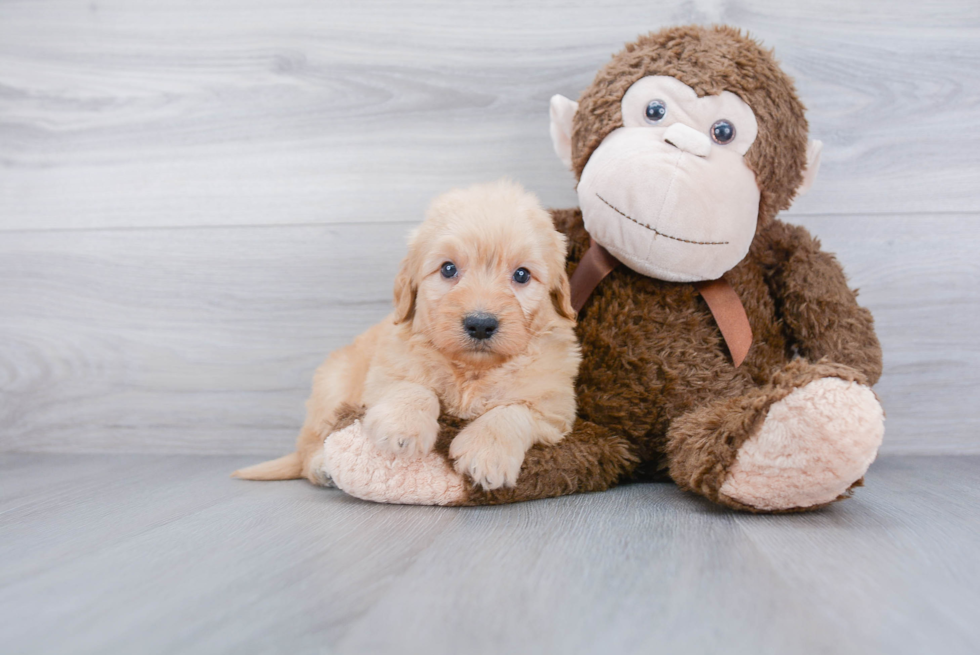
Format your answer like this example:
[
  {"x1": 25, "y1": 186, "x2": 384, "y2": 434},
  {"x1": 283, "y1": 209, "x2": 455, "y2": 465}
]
[
  {"x1": 463, "y1": 313, "x2": 499, "y2": 340},
  {"x1": 663, "y1": 123, "x2": 712, "y2": 157}
]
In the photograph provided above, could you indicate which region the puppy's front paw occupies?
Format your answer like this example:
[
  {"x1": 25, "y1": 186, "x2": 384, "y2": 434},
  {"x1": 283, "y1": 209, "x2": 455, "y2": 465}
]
[
  {"x1": 363, "y1": 401, "x2": 439, "y2": 458},
  {"x1": 450, "y1": 424, "x2": 526, "y2": 490}
]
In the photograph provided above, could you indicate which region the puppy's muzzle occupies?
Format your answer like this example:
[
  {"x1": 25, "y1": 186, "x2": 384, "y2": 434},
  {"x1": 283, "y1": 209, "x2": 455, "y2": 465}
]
[{"x1": 463, "y1": 313, "x2": 499, "y2": 341}]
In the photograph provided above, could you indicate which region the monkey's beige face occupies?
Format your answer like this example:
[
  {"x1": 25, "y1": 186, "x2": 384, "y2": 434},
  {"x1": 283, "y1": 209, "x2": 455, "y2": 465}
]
[
  {"x1": 394, "y1": 182, "x2": 573, "y2": 368},
  {"x1": 566, "y1": 76, "x2": 763, "y2": 282}
]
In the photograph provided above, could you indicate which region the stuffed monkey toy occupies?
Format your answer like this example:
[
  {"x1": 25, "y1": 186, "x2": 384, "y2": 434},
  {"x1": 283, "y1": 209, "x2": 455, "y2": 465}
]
[{"x1": 282, "y1": 25, "x2": 886, "y2": 512}]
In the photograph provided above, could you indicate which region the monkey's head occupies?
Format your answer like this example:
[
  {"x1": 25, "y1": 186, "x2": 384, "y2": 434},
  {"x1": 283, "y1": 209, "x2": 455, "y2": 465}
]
[{"x1": 550, "y1": 25, "x2": 822, "y2": 282}]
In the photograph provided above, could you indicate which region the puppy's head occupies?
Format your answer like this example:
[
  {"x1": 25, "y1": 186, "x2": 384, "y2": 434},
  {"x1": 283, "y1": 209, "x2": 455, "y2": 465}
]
[{"x1": 393, "y1": 179, "x2": 574, "y2": 367}]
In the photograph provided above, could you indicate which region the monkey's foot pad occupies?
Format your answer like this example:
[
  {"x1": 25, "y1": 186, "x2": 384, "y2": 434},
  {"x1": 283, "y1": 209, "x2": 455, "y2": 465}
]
[
  {"x1": 720, "y1": 378, "x2": 884, "y2": 511},
  {"x1": 320, "y1": 421, "x2": 466, "y2": 505}
]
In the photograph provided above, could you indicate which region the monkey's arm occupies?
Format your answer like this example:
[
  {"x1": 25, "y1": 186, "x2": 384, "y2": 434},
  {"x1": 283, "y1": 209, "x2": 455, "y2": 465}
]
[
  {"x1": 317, "y1": 409, "x2": 639, "y2": 505},
  {"x1": 757, "y1": 219, "x2": 882, "y2": 385}
]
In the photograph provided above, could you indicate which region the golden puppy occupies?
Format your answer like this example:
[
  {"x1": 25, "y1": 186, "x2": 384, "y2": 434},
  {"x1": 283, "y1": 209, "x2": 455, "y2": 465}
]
[{"x1": 234, "y1": 180, "x2": 580, "y2": 490}]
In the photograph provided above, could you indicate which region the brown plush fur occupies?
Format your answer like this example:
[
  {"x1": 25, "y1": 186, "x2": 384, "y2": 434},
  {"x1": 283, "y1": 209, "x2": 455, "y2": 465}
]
[{"x1": 412, "y1": 26, "x2": 882, "y2": 511}]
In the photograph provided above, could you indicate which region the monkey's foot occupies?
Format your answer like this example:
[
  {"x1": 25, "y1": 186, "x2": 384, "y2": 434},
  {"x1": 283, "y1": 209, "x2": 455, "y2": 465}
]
[
  {"x1": 719, "y1": 378, "x2": 884, "y2": 511},
  {"x1": 319, "y1": 421, "x2": 467, "y2": 505}
]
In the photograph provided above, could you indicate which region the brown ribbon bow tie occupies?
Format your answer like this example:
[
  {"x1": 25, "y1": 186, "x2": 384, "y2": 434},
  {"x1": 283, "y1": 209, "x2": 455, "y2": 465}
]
[{"x1": 568, "y1": 239, "x2": 753, "y2": 367}]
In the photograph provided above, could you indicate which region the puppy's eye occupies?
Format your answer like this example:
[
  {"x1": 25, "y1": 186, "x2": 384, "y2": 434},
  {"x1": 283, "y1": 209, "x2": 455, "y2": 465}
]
[
  {"x1": 440, "y1": 262, "x2": 457, "y2": 278},
  {"x1": 512, "y1": 268, "x2": 531, "y2": 284}
]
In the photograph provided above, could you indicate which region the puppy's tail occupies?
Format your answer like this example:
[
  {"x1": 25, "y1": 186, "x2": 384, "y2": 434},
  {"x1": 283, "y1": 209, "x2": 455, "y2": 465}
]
[{"x1": 231, "y1": 452, "x2": 303, "y2": 481}]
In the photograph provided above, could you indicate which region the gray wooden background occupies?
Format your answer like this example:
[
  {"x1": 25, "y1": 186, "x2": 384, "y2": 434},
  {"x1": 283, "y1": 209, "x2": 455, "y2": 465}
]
[{"x1": 1, "y1": 0, "x2": 978, "y2": 456}]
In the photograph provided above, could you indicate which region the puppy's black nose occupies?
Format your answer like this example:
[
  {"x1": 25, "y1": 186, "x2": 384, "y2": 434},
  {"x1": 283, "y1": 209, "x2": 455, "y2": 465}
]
[{"x1": 463, "y1": 313, "x2": 499, "y2": 341}]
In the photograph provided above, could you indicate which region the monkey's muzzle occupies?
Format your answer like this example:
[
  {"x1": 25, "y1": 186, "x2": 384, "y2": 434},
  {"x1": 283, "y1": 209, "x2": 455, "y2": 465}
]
[{"x1": 576, "y1": 127, "x2": 760, "y2": 283}]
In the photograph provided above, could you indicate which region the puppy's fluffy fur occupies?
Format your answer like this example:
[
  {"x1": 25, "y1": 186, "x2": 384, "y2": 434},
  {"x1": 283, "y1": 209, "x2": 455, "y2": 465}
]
[{"x1": 234, "y1": 180, "x2": 581, "y2": 490}]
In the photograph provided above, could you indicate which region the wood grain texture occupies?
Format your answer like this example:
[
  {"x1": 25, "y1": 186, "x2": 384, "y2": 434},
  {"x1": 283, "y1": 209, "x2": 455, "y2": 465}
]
[
  {"x1": 1, "y1": 0, "x2": 979, "y2": 232},
  {"x1": 0, "y1": 221, "x2": 405, "y2": 454},
  {"x1": 1, "y1": 453, "x2": 978, "y2": 654},
  {"x1": 1, "y1": 213, "x2": 977, "y2": 454}
]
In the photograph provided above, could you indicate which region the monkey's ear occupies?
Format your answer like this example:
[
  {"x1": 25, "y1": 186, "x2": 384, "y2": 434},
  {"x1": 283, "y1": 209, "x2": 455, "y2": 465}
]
[
  {"x1": 392, "y1": 259, "x2": 417, "y2": 324},
  {"x1": 797, "y1": 139, "x2": 823, "y2": 196},
  {"x1": 549, "y1": 95, "x2": 579, "y2": 171}
]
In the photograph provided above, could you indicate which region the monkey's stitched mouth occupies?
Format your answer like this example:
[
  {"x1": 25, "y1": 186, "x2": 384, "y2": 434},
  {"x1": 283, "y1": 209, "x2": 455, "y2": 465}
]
[{"x1": 595, "y1": 193, "x2": 729, "y2": 246}]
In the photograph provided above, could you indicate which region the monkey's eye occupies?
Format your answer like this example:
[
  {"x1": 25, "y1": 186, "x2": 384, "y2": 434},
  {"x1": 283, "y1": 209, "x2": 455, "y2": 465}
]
[
  {"x1": 512, "y1": 268, "x2": 531, "y2": 284},
  {"x1": 711, "y1": 119, "x2": 736, "y2": 144},
  {"x1": 440, "y1": 262, "x2": 458, "y2": 278},
  {"x1": 644, "y1": 99, "x2": 667, "y2": 124}
]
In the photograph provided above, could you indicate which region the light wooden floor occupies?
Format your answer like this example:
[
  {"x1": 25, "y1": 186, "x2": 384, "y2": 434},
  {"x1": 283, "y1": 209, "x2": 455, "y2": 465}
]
[{"x1": 2, "y1": 453, "x2": 978, "y2": 655}]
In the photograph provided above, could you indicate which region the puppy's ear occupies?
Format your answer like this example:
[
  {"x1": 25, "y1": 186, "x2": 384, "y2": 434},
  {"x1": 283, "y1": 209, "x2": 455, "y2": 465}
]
[
  {"x1": 546, "y1": 227, "x2": 576, "y2": 320},
  {"x1": 392, "y1": 256, "x2": 417, "y2": 324},
  {"x1": 550, "y1": 273, "x2": 576, "y2": 321}
]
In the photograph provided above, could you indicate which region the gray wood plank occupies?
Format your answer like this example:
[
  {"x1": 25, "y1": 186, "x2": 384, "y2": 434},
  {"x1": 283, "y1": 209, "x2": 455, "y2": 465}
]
[
  {"x1": 0, "y1": 453, "x2": 977, "y2": 655},
  {"x1": 1, "y1": 0, "x2": 978, "y2": 232},
  {"x1": 1, "y1": 213, "x2": 977, "y2": 455}
]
